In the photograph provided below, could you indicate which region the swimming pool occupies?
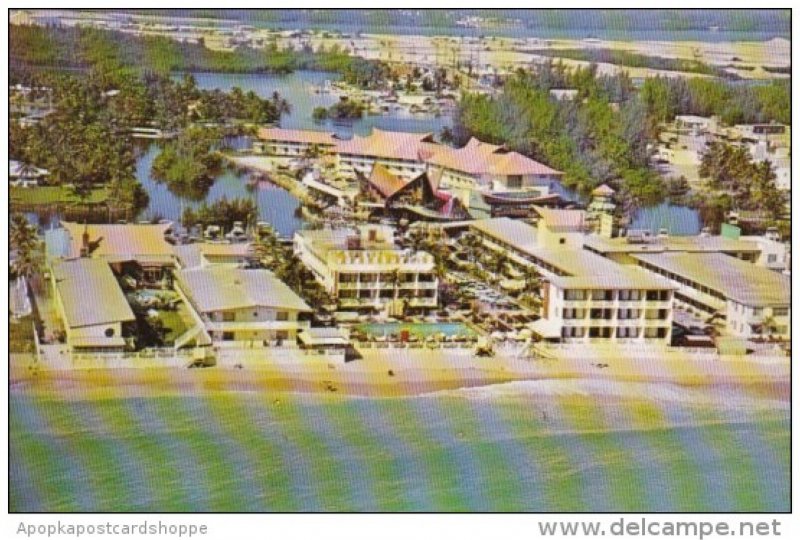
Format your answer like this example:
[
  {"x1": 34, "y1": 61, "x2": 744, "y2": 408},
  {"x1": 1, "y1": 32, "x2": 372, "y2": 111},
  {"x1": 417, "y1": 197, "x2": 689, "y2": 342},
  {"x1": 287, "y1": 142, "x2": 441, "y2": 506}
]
[{"x1": 355, "y1": 322, "x2": 476, "y2": 337}]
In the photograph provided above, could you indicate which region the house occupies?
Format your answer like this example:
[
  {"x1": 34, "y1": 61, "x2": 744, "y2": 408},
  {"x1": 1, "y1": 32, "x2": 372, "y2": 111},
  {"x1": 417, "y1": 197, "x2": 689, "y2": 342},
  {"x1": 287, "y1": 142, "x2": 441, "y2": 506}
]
[
  {"x1": 633, "y1": 252, "x2": 790, "y2": 339},
  {"x1": 51, "y1": 258, "x2": 136, "y2": 351},
  {"x1": 174, "y1": 266, "x2": 312, "y2": 345},
  {"x1": 9, "y1": 160, "x2": 48, "y2": 187},
  {"x1": 549, "y1": 88, "x2": 579, "y2": 101},
  {"x1": 675, "y1": 115, "x2": 718, "y2": 135},
  {"x1": 293, "y1": 225, "x2": 438, "y2": 315}
]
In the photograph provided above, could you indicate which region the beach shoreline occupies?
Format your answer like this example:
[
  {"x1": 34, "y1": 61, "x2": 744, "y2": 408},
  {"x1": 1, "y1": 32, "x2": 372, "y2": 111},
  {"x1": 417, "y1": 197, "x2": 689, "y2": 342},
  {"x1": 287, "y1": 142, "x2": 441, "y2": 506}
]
[{"x1": 11, "y1": 349, "x2": 790, "y2": 402}]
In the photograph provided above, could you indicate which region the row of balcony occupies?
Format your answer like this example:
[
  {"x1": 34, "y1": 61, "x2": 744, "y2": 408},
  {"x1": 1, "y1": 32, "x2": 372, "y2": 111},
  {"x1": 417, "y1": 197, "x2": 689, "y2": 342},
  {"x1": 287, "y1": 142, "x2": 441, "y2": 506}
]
[{"x1": 337, "y1": 281, "x2": 438, "y2": 290}]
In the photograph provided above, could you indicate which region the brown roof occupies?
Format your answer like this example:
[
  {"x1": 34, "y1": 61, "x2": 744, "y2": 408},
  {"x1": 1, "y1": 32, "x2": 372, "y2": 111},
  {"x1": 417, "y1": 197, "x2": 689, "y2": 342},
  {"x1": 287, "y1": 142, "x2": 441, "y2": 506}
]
[
  {"x1": 368, "y1": 164, "x2": 408, "y2": 198},
  {"x1": 258, "y1": 127, "x2": 338, "y2": 146},
  {"x1": 427, "y1": 138, "x2": 561, "y2": 177},
  {"x1": 336, "y1": 128, "x2": 437, "y2": 161},
  {"x1": 61, "y1": 222, "x2": 174, "y2": 262}
]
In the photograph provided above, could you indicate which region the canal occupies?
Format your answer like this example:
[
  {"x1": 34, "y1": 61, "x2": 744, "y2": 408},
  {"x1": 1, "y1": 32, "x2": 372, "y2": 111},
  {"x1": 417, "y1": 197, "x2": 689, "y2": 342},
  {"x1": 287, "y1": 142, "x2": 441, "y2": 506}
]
[{"x1": 25, "y1": 69, "x2": 701, "y2": 236}]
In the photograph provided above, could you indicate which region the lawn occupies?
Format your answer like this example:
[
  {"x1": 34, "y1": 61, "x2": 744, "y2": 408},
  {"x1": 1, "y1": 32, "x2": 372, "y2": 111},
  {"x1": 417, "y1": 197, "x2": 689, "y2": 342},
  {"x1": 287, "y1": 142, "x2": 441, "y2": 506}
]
[
  {"x1": 151, "y1": 300, "x2": 196, "y2": 345},
  {"x1": 10, "y1": 185, "x2": 110, "y2": 206}
]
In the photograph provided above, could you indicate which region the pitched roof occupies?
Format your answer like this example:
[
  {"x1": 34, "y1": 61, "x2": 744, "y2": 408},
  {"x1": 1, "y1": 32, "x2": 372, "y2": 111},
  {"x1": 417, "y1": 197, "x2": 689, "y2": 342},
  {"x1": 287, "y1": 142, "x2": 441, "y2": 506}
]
[
  {"x1": 177, "y1": 266, "x2": 311, "y2": 313},
  {"x1": 633, "y1": 252, "x2": 790, "y2": 307},
  {"x1": 367, "y1": 164, "x2": 409, "y2": 198},
  {"x1": 427, "y1": 137, "x2": 561, "y2": 177},
  {"x1": 335, "y1": 128, "x2": 437, "y2": 161},
  {"x1": 257, "y1": 127, "x2": 338, "y2": 146},
  {"x1": 52, "y1": 258, "x2": 135, "y2": 328},
  {"x1": 60, "y1": 222, "x2": 174, "y2": 262},
  {"x1": 592, "y1": 184, "x2": 615, "y2": 197}
]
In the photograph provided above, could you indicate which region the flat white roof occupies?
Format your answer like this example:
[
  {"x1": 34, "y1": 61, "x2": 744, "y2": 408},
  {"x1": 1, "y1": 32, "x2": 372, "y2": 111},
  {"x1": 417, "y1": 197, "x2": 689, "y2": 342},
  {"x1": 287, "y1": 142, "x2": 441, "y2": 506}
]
[{"x1": 634, "y1": 252, "x2": 790, "y2": 307}]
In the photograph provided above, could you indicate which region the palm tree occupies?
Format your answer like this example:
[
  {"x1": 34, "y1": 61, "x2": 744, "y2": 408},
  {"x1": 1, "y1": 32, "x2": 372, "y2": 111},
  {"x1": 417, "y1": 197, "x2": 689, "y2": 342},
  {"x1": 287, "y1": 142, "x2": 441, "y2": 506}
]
[{"x1": 10, "y1": 214, "x2": 44, "y2": 292}]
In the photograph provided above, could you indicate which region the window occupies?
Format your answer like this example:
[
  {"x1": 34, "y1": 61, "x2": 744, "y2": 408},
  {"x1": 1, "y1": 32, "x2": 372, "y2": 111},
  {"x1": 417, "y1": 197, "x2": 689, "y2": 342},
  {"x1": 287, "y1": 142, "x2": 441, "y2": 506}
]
[
  {"x1": 767, "y1": 254, "x2": 777, "y2": 263},
  {"x1": 507, "y1": 175, "x2": 523, "y2": 188},
  {"x1": 275, "y1": 331, "x2": 289, "y2": 340},
  {"x1": 646, "y1": 290, "x2": 660, "y2": 301},
  {"x1": 222, "y1": 312, "x2": 236, "y2": 322},
  {"x1": 104, "y1": 328, "x2": 115, "y2": 337},
  {"x1": 752, "y1": 307, "x2": 763, "y2": 316},
  {"x1": 276, "y1": 311, "x2": 289, "y2": 321},
  {"x1": 773, "y1": 307, "x2": 788, "y2": 317},
  {"x1": 222, "y1": 332, "x2": 235, "y2": 341},
  {"x1": 565, "y1": 290, "x2": 585, "y2": 301}
]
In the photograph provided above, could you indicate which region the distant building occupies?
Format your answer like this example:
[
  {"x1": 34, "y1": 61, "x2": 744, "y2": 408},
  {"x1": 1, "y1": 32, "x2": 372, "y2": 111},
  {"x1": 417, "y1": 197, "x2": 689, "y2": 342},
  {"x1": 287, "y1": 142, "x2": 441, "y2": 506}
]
[
  {"x1": 255, "y1": 127, "x2": 339, "y2": 156},
  {"x1": 174, "y1": 242, "x2": 255, "y2": 269},
  {"x1": 335, "y1": 128, "x2": 436, "y2": 180},
  {"x1": 256, "y1": 127, "x2": 564, "y2": 213},
  {"x1": 294, "y1": 225, "x2": 438, "y2": 314},
  {"x1": 675, "y1": 115, "x2": 718, "y2": 135},
  {"x1": 549, "y1": 88, "x2": 579, "y2": 101},
  {"x1": 9, "y1": 160, "x2": 48, "y2": 187},
  {"x1": 734, "y1": 123, "x2": 789, "y2": 144}
]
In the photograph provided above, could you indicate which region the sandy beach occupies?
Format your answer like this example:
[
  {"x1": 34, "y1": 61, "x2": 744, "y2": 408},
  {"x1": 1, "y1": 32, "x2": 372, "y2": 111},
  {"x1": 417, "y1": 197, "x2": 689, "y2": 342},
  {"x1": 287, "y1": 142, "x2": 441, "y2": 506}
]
[{"x1": 11, "y1": 346, "x2": 790, "y2": 402}]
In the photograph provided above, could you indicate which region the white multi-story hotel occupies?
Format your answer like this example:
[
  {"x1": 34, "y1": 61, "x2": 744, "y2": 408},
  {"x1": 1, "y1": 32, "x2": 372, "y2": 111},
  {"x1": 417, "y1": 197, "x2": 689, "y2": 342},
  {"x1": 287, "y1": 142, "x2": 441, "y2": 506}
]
[
  {"x1": 293, "y1": 225, "x2": 438, "y2": 314},
  {"x1": 633, "y1": 252, "x2": 790, "y2": 339},
  {"x1": 467, "y1": 217, "x2": 675, "y2": 343}
]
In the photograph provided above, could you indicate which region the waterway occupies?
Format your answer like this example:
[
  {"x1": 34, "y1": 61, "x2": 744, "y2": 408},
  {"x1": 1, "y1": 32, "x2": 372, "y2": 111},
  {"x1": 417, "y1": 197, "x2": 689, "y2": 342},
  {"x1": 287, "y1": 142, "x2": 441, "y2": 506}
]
[{"x1": 24, "y1": 70, "x2": 700, "y2": 236}]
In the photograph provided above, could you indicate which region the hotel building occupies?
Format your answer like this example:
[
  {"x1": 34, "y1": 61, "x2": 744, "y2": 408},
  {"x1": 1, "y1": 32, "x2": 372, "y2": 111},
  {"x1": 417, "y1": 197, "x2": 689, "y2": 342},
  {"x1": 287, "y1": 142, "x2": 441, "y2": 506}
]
[
  {"x1": 633, "y1": 252, "x2": 790, "y2": 339},
  {"x1": 467, "y1": 218, "x2": 675, "y2": 343},
  {"x1": 256, "y1": 127, "x2": 563, "y2": 210},
  {"x1": 293, "y1": 225, "x2": 438, "y2": 314}
]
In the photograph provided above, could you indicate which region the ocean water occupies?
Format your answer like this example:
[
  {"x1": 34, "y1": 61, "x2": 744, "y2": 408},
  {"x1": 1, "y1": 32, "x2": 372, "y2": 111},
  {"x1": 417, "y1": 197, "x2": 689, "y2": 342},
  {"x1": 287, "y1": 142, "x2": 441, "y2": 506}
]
[{"x1": 10, "y1": 380, "x2": 789, "y2": 512}]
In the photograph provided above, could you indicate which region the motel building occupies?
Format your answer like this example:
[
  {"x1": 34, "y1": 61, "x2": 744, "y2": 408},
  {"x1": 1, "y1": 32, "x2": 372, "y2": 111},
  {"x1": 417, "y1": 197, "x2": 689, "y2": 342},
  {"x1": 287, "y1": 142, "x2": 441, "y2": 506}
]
[
  {"x1": 467, "y1": 217, "x2": 675, "y2": 344},
  {"x1": 50, "y1": 258, "x2": 137, "y2": 352},
  {"x1": 174, "y1": 265, "x2": 312, "y2": 346},
  {"x1": 294, "y1": 225, "x2": 438, "y2": 315},
  {"x1": 633, "y1": 252, "x2": 790, "y2": 340},
  {"x1": 254, "y1": 127, "x2": 339, "y2": 157}
]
